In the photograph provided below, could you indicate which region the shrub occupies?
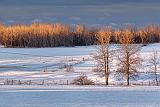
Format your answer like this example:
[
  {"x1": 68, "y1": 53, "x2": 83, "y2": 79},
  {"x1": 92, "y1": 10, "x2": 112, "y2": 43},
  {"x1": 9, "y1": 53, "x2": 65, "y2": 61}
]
[{"x1": 73, "y1": 74, "x2": 94, "y2": 85}]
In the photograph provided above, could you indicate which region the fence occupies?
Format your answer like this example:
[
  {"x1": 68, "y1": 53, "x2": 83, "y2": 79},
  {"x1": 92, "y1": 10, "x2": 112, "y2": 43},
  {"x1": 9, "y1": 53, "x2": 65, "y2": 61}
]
[
  {"x1": 1, "y1": 79, "x2": 160, "y2": 86},
  {"x1": 0, "y1": 79, "x2": 71, "y2": 85}
]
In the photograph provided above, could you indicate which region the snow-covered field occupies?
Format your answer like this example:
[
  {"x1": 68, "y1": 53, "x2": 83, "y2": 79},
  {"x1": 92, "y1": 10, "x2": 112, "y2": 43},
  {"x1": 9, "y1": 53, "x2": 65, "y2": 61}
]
[
  {"x1": 0, "y1": 85, "x2": 160, "y2": 107},
  {"x1": 0, "y1": 44, "x2": 160, "y2": 107},
  {"x1": 0, "y1": 43, "x2": 160, "y2": 85}
]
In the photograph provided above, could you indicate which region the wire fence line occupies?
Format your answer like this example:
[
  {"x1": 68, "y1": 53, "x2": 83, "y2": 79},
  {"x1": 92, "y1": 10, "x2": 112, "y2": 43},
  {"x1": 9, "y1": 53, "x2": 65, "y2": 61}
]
[
  {"x1": 0, "y1": 78, "x2": 160, "y2": 86},
  {"x1": 0, "y1": 79, "x2": 71, "y2": 85}
]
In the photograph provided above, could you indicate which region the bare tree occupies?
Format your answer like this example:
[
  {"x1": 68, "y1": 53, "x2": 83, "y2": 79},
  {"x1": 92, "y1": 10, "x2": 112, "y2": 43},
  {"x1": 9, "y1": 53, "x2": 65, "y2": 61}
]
[
  {"x1": 117, "y1": 29, "x2": 142, "y2": 86},
  {"x1": 94, "y1": 27, "x2": 112, "y2": 85},
  {"x1": 149, "y1": 49, "x2": 160, "y2": 86}
]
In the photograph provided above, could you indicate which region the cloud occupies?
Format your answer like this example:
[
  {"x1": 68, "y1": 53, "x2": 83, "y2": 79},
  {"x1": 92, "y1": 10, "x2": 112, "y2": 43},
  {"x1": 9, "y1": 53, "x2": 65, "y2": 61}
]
[
  {"x1": 109, "y1": 22, "x2": 118, "y2": 26},
  {"x1": 69, "y1": 16, "x2": 81, "y2": 20},
  {"x1": 0, "y1": 0, "x2": 160, "y2": 25},
  {"x1": 32, "y1": 19, "x2": 42, "y2": 23},
  {"x1": 1, "y1": 0, "x2": 160, "y2": 6},
  {"x1": 6, "y1": 20, "x2": 15, "y2": 24}
]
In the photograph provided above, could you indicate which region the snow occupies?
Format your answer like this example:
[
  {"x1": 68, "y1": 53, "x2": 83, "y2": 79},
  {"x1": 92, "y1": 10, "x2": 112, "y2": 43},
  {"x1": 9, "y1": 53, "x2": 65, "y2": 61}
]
[
  {"x1": 0, "y1": 43, "x2": 160, "y2": 107},
  {"x1": 0, "y1": 43, "x2": 160, "y2": 85},
  {"x1": 1, "y1": 85, "x2": 160, "y2": 91},
  {"x1": 0, "y1": 86, "x2": 160, "y2": 107}
]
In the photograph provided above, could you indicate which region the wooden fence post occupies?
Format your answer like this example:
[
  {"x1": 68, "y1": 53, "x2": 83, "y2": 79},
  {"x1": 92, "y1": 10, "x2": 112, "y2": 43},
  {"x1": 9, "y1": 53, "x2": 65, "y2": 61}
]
[
  {"x1": 42, "y1": 80, "x2": 44, "y2": 85},
  {"x1": 67, "y1": 80, "x2": 69, "y2": 85},
  {"x1": 11, "y1": 80, "x2": 14, "y2": 85}
]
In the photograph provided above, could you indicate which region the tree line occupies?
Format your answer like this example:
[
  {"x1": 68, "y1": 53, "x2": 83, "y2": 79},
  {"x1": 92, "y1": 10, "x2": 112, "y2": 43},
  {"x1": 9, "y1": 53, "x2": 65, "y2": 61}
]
[{"x1": 0, "y1": 23, "x2": 160, "y2": 47}]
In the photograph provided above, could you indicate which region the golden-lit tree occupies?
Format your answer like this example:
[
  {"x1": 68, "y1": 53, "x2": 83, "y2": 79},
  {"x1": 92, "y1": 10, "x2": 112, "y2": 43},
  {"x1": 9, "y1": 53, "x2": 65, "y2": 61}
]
[
  {"x1": 117, "y1": 28, "x2": 142, "y2": 86},
  {"x1": 94, "y1": 27, "x2": 113, "y2": 85}
]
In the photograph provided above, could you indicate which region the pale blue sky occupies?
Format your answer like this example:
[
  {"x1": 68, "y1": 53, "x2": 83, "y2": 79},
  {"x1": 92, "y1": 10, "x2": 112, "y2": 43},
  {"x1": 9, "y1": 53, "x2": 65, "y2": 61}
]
[{"x1": 0, "y1": 0, "x2": 160, "y2": 26}]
